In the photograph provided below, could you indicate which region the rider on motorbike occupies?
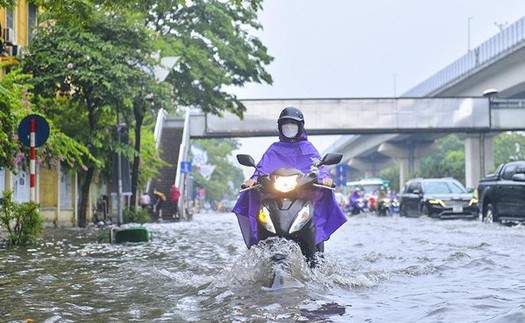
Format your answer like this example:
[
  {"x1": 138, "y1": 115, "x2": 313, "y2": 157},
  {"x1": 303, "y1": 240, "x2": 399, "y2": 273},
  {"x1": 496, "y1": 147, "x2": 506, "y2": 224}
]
[
  {"x1": 348, "y1": 189, "x2": 365, "y2": 215},
  {"x1": 232, "y1": 107, "x2": 347, "y2": 252},
  {"x1": 376, "y1": 187, "x2": 389, "y2": 216}
]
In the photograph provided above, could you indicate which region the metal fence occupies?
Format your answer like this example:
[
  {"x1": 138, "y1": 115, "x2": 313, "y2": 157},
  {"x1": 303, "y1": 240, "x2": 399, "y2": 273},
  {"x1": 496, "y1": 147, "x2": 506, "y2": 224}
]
[{"x1": 403, "y1": 17, "x2": 525, "y2": 97}]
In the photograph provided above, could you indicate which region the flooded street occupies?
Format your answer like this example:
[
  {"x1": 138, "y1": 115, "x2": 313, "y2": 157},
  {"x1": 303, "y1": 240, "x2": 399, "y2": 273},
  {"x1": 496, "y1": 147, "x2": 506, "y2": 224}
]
[{"x1": 2, "y1": 212, "x2": 525, "y2": 322}]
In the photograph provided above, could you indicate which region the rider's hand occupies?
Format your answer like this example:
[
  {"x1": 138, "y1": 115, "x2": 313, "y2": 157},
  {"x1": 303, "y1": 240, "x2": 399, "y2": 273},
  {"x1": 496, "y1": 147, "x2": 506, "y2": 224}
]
[
  {"x1": 244, "y1": 179, "x2": 256, "y2": 187},
  {"x1": 322, "y1": 178, "x2": 333, "y2": 186}
]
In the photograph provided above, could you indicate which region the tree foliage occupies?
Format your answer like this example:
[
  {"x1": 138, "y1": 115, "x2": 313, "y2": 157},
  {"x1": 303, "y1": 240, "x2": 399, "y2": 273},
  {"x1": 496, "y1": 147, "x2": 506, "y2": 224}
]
[
  {"x1": 0, "y1": 68, "x2": 94, "y2": 171},
  {"x1": 415, "y1": 134, "x2": 465, "y2": 184},
  {"x1": 22, "y1": 8, "x2": 164, "y2": 226},
  {"x1": 20, "y1": 0, "x2": 272, "y2": 223},
  {"x1": 405, "y1": 132, "x2": 525, "y2": 186},
  {"x1": 0, "y1": 68, "x2": 23, "y2": 170},
  {"x1": 494, "y1": 132, "x2": 525, "y2": 167},
  {"x1": 33, "y1": 0, "x2": 273, "y2": 119},
  {"x1": 379, "y1": 165, "x2": 400, "y2": 192},
  {"x1": 0, "y1": 0, "x2": 14, "y2": 8},
  {"x1": 0, "y1": 190, "x2": 42, "y2": 246},
  {"x1": 135, "y1": 0, "x2": 273, "y2": 117},
  {"x1": 190, "y1": 139, "x2": 244, "y2": 202}
]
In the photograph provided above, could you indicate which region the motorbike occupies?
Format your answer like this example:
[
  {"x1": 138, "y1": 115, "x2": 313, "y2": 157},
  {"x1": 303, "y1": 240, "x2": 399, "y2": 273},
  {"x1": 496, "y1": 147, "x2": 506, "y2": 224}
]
[
  {"x1": 236, "y1": 153, "x2": 343, "y2": 277},
  {"x1": 347, "y1": 194, "x2": 368, "y2": 215},
  {"x1": 390, "y1": 196, "x2": 400, "y2": 214},
  {"x1": 376, "y1": 198, "x2": 391, "y2": 216}
]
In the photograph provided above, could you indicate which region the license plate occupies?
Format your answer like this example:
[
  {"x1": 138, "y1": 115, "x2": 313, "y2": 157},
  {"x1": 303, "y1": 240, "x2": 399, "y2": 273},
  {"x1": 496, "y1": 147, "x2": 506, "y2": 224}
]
[{"x1": 453, "y1": 206, "x2": 463, "y2": 213}]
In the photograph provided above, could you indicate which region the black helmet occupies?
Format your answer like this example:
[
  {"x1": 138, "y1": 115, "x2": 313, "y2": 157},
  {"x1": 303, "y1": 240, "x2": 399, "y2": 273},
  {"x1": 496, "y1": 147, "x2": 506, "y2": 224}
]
[
  {"x1": 277, "y1": 107, "x2": 304, "y2": 141},
  {"x1": 278, "y1": 107, "x2": 304, "y2": 124}
]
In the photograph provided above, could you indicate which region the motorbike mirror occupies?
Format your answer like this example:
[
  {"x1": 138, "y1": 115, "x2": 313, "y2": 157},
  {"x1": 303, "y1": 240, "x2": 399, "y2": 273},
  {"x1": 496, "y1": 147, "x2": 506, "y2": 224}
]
[
  {"x1": 236, "y1": 154, "x2": 256, "y2": 167},
  {"x1": 320, "y1": 153, "x2": 343, "y2": 166}
]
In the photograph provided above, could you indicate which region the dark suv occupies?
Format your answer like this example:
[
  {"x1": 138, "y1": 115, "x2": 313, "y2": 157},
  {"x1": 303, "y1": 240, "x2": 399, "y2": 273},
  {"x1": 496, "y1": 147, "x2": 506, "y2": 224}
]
[
  {"x1": 399, "y1": 178, "x2": 478, "y2": 219},
  {"x1": 477, "y1": 161, "x2": 525, "y2": 224}
]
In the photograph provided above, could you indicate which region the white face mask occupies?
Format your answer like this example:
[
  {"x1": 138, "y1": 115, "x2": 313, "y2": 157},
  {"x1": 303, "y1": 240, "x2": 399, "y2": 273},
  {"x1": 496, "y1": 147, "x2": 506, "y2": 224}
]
[{"x1": 281, "y1": 123, "x2": 299, "y2": 138}]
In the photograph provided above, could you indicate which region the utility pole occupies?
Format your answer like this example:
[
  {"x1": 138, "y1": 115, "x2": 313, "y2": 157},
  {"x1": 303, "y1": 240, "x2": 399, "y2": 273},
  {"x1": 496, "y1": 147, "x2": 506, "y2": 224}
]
[
  {"x1": 393, "y1": 74, "x2": 397, "y2": 97},
  {"x1": 468, "y1": 17, "x2": 474, "y2": 52}
]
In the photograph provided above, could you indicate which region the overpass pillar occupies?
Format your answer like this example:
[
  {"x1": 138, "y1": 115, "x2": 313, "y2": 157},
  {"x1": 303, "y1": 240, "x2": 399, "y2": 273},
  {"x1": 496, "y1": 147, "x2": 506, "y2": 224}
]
[
  {"x1": 378, "y1": 141, "x2": 437, "y2": 187},
  {"x1": 464, "y1": 133, "x2": 494, "y2": 189},
  {"x1": 399, "y1": 157, "x2": 421, "y2": 188}
]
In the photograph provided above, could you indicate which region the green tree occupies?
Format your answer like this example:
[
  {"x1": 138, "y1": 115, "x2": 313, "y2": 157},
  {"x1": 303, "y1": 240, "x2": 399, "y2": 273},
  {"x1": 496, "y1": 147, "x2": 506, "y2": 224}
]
[
  {"x1": 0, "y1": 68, "x2": 22, "y2": 170},
  {"x1": 0, "y1": 190, "x2": 42, "y2": 246},
  {"x1": 494, "y1": 132, "x2": 525, "y2": 167},
  {"x1": 0, "y1": 68, "x2": 93, "y2": 171},
  {"x1": 137, "y1": 0, "x2": 273, "y2": 117},
  {"x1": 0, "y1": 0, "x2": 14, "y2": 8},
  {"x1": 190, "y1": 139, "x2": 244, "y2": 202},
  {"x1": 416, "y1": 134, "x2": 465, "y2": 184},
  {"x1": 32, "y1": 0, "x2": 273, "y2": 117},
  {"x1": 22, "y1": 9, "x2": 161, "y2": 226},
  {"x1": 31, "y1": 0, "x2": 273, "y2": 210},
  {"x1": 379, "y1": 164, "x2": 400, "y2": 192},
  {"x1": 129, "y1": 75, "x2": 174, "y2": 209}
]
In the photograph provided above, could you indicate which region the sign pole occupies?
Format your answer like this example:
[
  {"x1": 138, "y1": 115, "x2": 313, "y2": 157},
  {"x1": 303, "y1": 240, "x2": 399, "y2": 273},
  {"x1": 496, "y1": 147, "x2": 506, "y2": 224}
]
[
  {"x1": 30, "y1": 118, "x2": 36, "y2": 202},
  {"x1": 18, "y1": 114, "x2": 50, "y2": 203}
]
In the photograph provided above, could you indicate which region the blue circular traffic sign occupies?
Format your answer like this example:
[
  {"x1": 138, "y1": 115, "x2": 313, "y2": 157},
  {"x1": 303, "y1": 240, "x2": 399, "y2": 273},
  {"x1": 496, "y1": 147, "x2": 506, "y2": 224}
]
[{"x1": 18, "y1": 114, "x2": 50, "y2": 147}]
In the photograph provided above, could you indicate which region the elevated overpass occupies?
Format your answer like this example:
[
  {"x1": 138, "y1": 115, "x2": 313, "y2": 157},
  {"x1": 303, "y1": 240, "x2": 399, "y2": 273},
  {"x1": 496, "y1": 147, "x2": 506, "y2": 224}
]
[
  {"x1": 331, "y1": 15, "x2": 525, "y2": 188},
  {"x1": 187, "y1": 97, "x2": 525, "y2": 184},
  {"x1": 180, "y1": 16, "x2": 525, "y2": 190}
]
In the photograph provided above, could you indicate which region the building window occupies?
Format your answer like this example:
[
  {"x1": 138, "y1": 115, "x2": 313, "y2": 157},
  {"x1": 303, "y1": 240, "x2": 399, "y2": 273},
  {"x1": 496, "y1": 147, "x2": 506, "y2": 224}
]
[
  {"x1": 5, "y1": 7, "x2": 17, "y2": 44},
  {"x1": 28, "y1": 4, "x2": 38, "y2": 44},
  {"x1": 6, "y1": 8, "x2": 14, "y2": 29}
]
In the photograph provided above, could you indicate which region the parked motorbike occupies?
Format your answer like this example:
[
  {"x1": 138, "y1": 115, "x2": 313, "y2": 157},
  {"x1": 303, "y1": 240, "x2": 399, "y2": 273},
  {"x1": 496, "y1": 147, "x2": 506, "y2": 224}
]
[{"x1": 236, "y1": 153, "x2": 343, "y2": 280}]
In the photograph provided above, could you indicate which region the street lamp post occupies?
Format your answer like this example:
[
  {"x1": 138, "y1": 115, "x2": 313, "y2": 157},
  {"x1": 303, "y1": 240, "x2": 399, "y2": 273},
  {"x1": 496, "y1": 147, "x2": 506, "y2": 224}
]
[{"x1": 468, "y1": 17, "x2": 474, "y2": 52}]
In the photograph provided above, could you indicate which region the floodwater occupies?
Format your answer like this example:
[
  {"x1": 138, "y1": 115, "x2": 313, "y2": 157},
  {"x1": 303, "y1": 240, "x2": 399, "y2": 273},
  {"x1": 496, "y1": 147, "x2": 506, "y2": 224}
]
[{"x1": 2, "y1": 212, "x2": 525, "y2": 322}]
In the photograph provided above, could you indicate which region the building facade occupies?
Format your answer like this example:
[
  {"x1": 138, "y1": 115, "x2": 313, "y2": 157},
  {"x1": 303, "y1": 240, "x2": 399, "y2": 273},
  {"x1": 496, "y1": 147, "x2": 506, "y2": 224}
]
[{"x1": 1, "y1": 1, "x2": 100, "y2": 227}]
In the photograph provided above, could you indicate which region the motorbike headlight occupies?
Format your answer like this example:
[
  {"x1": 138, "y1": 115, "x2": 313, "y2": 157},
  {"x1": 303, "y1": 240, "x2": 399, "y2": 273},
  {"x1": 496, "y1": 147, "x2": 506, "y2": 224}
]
[
  {"x1": 289, "y1": 204, "x2": 311, "y2": 234},
  {"x1": 258, "y1": 206, "x2": 276, "y2": 233},
  {"x1": 428, "y1": 199, "x2": 445, "y2": 207},
  {"x1": 274, "y1": 175, "x2": 298, "y2": 193}
]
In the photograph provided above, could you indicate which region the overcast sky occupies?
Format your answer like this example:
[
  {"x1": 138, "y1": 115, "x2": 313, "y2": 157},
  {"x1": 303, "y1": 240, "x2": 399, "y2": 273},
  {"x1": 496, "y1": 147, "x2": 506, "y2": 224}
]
[{"x1": 230, "y1": 0, "x2": 525, "y2": 177}]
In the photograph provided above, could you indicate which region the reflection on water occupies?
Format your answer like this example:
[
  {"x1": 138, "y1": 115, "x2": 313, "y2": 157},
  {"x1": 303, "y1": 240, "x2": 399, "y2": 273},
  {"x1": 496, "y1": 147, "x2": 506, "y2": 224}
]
[{"x1": 2, "y1": 212, "x2": 525, "y2": 322}]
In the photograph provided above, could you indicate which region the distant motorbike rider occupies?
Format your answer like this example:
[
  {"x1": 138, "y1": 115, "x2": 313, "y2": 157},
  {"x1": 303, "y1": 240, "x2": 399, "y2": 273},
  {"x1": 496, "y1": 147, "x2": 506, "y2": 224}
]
[
  {"x1": 376, "y1": 188, "x2": 389, "y2": 215},
  {"x1": 377, "y1": 188, "x2": 388, "y2": 203},
  {"x1": 232, "y1": 107, "x2": 347, "y2": 250},
  {"x1": 348, "y1": 189, "x2": 364, "y2": 214},
  {"x1": 349, "y1": 189, "x2": 361, "y2": 205}
]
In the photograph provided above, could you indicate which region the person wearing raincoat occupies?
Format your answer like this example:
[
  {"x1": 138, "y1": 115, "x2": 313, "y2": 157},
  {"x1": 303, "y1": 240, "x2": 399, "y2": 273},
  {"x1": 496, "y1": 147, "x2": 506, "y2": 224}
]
[{"x1": 232, "y1": 107, "x2": 347, "y2": 250}]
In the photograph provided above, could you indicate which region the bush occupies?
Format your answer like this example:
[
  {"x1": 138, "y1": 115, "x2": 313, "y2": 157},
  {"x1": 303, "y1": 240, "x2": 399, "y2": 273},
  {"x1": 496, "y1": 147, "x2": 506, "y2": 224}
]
[
  {"x1": 123, "y1": 207, "x2": 151, "y2": 224},
  {"x1": 0, "y1": 190, "x2": 43, "y2": 246}
]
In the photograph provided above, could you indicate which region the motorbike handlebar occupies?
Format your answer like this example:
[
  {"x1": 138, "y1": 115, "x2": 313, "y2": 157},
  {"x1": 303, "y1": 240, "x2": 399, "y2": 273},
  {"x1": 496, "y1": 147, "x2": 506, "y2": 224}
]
[{"x1": 313, "y1": 183, "x2": 336, "y2": 191}]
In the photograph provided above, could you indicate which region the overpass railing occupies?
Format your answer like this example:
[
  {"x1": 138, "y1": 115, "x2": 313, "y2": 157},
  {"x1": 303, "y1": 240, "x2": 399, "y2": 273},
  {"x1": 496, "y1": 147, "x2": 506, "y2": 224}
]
[
  {"x1": 188, "y1": 98, "x2": 525, "y2": 137},
  {"x1": 403, "y1": 17, "x2": 525, "y2": 97},
  {"x1": 491, "y1": 99, "x2": 525, "y2": 130},
  {"x1": 189, "y1": 98, "x2": 491, "y2": 137}
]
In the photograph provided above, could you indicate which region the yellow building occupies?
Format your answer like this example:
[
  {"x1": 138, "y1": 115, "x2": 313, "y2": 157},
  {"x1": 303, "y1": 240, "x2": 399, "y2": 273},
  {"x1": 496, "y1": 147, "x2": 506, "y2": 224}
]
[
  {"x1": 0, "y1": 0, "x2": 36, "y2": 71},
  {"x1": 1, "y1": 1, "x2": 96, "y2": 227}
]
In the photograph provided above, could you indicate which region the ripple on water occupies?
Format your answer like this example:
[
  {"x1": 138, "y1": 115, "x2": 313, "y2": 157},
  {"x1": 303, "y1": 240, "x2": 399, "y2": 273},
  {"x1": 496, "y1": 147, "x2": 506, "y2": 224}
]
[{"x1": 483, "y1": 305, "x2": 525, "y2": 323}]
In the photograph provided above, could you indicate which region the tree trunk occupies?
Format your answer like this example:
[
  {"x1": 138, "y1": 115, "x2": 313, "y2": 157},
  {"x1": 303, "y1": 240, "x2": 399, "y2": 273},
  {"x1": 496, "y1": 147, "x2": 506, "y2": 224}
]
[
  {"x1": 130, "y1": 114, "x2": 144, "y2": 210},
  {"x1": 78, "y1": 166, "x2": 95, "y2": 227}
]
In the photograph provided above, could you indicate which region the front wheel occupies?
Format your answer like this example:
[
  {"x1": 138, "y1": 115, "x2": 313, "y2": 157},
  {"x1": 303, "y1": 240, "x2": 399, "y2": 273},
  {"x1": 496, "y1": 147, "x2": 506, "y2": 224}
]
[
  {"x1": 482, "y1": 203, "x2": 496, "y2": 224},
  {"x1": 399, "y1": 204, "x2": 407, "y2": 217},
  {"x1": 421, "y1": 204, "x2": 430, "y2": 217}
]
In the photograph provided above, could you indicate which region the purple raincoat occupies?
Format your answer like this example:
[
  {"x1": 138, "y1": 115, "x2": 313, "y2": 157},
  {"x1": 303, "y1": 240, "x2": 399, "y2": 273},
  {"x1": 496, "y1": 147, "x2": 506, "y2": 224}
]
[{"x1": 232, "y1": 130, "x2": 347, "y2": 248}]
